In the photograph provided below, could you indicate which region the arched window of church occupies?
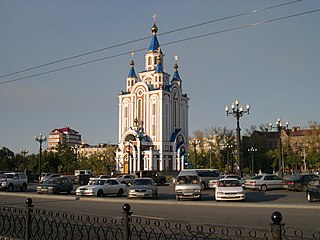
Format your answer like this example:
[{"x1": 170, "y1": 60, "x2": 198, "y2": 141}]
[
  {"x1": 124, "y1": 105, "x2": 129, "y2": 131},
  {"x1": 127, "y1": 80, "x2": 130, "y2": 86},
  {"x1": 148, "y1": 56, "x2": 152, "y2": 65},
  {"x1": 174, "y1": 100, "x2": 177, "y2": 128},
  {"x1": 137, "y1": 99, "x2": 142, "y2": 122},
  {"x1": 159, "y1": 76, "x2": 162, "y2": 82},
  {"x1": 131, "y1": 80, "x2": 134, "y2": 86},
  {"x1": 154, "y1": 56, "x2": 157, "y2": 65},
  {"x1": 151, "y1": 102, "x2": 156, "y2": 137},
  {"x1": 155, "y1": 76, "x2": 157, "y2": 82}
]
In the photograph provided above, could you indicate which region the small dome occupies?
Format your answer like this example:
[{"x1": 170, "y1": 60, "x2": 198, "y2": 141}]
[{"x1": 151, "y1": 23, "x2": 158, "y2": 35}]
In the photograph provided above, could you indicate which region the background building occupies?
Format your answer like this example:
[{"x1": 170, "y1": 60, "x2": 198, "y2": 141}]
[
  {"x1": 47, "y1": 127, "x2": 82, "y2": 151},
  {"x1": 116, "y1": 21, "x2": 189, "y2": 174}
]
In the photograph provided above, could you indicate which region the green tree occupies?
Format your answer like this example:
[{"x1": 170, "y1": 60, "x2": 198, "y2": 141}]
[{"x1": 56, "y1": 143, "x2": 77, "y2": 174}]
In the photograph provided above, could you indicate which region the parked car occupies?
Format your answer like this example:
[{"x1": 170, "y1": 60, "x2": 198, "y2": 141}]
[
  {"x1": 127, "y1": 178, "x2": 158, "y2": 199},
  {"x1": 115, "y1": 174, "x2": 135, "y2": 185},
  {"x1": 283, "y1": 173, "x2": 319, "y2": 192},
  {"x1": 37, "y1": 176, "x2": 73, "y2": 194},
  {"x1": 208, "y1": 175, "x2": 244, "y2": 189},
  {"x1": 215, "y1": 178, "x2": 245, "y2": 201},
  {"x1": 89, "y1": 175, "x2": 111, "y2": 181},
  {"x1": 175, "y1": 170, "x2": 201, "y2": 201},
  {"x1": 76, "y1": 178, "x2": 126, "y2": 197},
  {"x1": 74, "y1": 169, "x2": 94, "y2": 185},
  {"x1": 306, "y1": 178, "x2": 320, "y2": 202},
  {"x1": 196, "y1": 169, "x2": 220, "y2": 190},
  {"x1": 244, "y1": 174, "x2": 284, "y2": 191},
  {"x1": 136, "y1": 171, "x2": 167, "y2": 186},
  {"x1": 0, "y1": 172, "x2": 28, "y2": 192}
]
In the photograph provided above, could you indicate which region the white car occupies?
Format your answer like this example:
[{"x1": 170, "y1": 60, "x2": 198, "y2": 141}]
[
  {"x1": 76, "y1": 178, "x2": 126, "y2": 197},
  {"x1": 208, "y1": 175, "x2": 245, "y2": 189},
  {"x1": 244, "y1": 174, "x2": 284, "y2": 191},
  {"x1": 215, "y1": 178, "x2": 245, "y2": 201}
]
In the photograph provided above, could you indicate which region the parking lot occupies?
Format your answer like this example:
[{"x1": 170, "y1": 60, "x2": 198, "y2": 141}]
[{"x1": 1, "y1": 182, "x2": 314, "y2": 206}]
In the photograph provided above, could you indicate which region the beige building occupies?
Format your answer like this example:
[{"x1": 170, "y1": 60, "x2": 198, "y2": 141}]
[
  {"x1": 115, "y1": 21, "x2": 189, "y2": 173},
  {"x1": 47, "y1": 127, "x2": 81, "y2": 151}
]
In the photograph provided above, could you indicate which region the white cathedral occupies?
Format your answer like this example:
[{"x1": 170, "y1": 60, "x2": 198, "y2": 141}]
[{"x1": 115, "y1": 20, "x2": 189, "y2": 173}]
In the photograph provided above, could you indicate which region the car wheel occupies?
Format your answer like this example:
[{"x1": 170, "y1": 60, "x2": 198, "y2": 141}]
[
  {"x1": 260, "y1": 185, "x2": 267, "y2": 191},
  {"x1": 176, "y1": 196, "x2": 180, "y2": 201},
  {"x1": 117, "y1": 188, "x2": 124, "y2": 197},
  {"x1": 20, "y1": 183, "x2": 27, "y2": 192},
  {"x1": 67, "y1": 187, "x2": 72, "y2": 194},
  {"x1": 55, "y1": 189, "x2": 60, "y2": 195},
  {"x1": 307, "y1": 192, "x2": 314, "y2": 202},
  {"x1": 97, "y1": 189, "x2": 103, "y2": 197},
  {"x1": 8, "y1": 184, "x2": 14, "y2": 192},
  {"x1": 154, "y1": 191, "x2": 158, "y2": 199}
]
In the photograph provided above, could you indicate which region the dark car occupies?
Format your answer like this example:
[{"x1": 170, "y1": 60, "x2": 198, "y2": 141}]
[
  {"x1": 306, "y1": 178, "x2": 320, "y2": 202},
  {"x1": 136, "y1": 171, "x2": 167, "y2": 186},
  {"x1": 283, "y1": 173, "x2": 319, "y2": 192},
  {"x1": 37, "y1": 176, "x2": 73, "y2": 194}
]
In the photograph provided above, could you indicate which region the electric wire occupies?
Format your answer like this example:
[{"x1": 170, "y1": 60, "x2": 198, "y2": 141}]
[
  {"x1": 0, "y1": 0, "x2": 302, "y2": 80},
  {"x1": 0, "y1": 7, "x2": 319, "y2": 86}
]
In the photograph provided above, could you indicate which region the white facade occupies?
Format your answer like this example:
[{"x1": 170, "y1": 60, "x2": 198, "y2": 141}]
[{"x1": 116, "y1": 22, "x2": 189, "y2": 174}]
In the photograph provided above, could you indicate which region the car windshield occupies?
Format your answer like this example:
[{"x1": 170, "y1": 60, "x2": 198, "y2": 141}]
[
  {"x1": 176, "y1": 176, "x2": 199, "y2": 184},
  {"x1": 89, "y1": 180, "x2": 106, "y2": 185},
  {"x1": 251, "y1": 175, "x2": 263, "y2": 180},
  {"x1": 285, "y1": 175, "x2": 302, "y2": 180},
  {"x1": 218, "y1": 180, "x2": 241, "y2": 187},
  {"x1": 133, "y1": 179, "x2": 153, "y2": 185},
  {"x1": 2, "y1": 174, "x2": 14, "y2": 179},
  {"x1": 46, "y1": 178, "x2": 60, "y2": 184}
]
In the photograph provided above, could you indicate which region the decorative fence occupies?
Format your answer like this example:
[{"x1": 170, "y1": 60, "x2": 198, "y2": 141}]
[{"x1": 0, "y1": 198, "x2": 319, "y2": 240}]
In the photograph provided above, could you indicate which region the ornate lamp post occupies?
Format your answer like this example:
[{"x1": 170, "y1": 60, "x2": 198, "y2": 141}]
[
  {"x1": 35, "y1": 133, "x2": 46, "y2": 176},
  {"x1": 224, "y1": 143, "x2": 233, "y2": 174},
  {"x1": 225, "y1": 99, "x2": 250, "y2": 177},
  {"x1": 21, "y1": 148, "x2": 28, "y2": 171},
  {"x1": 269, "y1": 118, "x2": 288, "y2": 178},
  {"x1": 191, "y1": 139, "x2": 200, "y2": 169},
  {"x1": 248, "y1": 147, "x2": 257, "y2": 175},
  {"x1": 133, "y1": 118, "x2": 145, "y2": 176},
  {"x1": 296, "y1": 141, "x2": 306, "y2": 172}
]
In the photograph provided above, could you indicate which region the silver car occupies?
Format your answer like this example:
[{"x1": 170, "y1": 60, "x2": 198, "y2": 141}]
[
  {"x1": 244, "y1": 174, "x2": 284, "y2": 191},
  {"x1": 127, "y1": 178, "x2": 158, "y2": 199}
]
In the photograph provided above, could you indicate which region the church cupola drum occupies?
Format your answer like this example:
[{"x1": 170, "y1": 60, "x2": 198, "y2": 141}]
[{"x1": 116, "y1": 18, "x2": 189, "y2": 174}]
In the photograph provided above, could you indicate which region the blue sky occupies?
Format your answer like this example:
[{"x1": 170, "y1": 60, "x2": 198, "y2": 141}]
[{"x1": 1, "y1": 0, "x2": 319, "y2": 154}]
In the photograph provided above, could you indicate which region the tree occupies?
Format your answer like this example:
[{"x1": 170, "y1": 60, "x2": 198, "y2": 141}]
[
  {"x1": 0, "y1": 147, "x2": 15, "y2": 171},
  {"x1": 56, "y1": 143, "x2": 77, "y2": 173},
  {"x1": 78, "y1": 145, "x2": 116, "y2": 175}
]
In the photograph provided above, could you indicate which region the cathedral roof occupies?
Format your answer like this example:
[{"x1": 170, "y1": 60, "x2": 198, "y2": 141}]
[
  {"x1": 148, "y1": 23, "x2": 160, "y2": 51},
  {"x1": 128, "y1": 60, "x2": 137, "y2": 78},
  {"x1": 155, "y1": 61, "x2": 163, "y2": 73},
  {"x1": 172, "y1": 63, "x2": 182, "y2": 82}
]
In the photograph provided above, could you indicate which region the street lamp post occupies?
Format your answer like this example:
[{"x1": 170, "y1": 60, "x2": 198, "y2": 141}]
[
  {"x1": 270, "y1": 118, "x2": 288, "y2": 178},
  {"x1": 248, "y1": 147, "x2": 257, "y2": 175},
  {"x1": 191, "y1": 139, "x2": 200, "y2": 169},
  {"x1": 224, "y1": 143, "x2": 233, "y2": 174},
  {"x1": 225, "y1": 99, "x2": 250, "y2": 177},
  {"x1": 35, "y1": 133, "x2": 46, "y2": 177},
  {"x1": 21, "y1": 148, "x2": 28, "y2": 171}
]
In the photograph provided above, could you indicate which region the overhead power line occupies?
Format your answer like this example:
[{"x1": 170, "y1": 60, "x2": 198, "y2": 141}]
[
  {"x1": 1, "y1": 7, "x2": 319, "y2": 86},
  {"x1": 0, "y1": 0, "x2": 302, "y2": 80}
]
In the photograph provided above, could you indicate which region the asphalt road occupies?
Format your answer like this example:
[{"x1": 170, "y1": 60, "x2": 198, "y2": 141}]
[{"x1": 0, "y1": 184, "x2": 319, "y2": 230}]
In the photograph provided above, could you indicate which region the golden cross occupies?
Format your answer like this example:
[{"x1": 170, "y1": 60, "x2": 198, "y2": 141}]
[{"x1": 152, "y1": 14, "x2": 157, "y2": 23}]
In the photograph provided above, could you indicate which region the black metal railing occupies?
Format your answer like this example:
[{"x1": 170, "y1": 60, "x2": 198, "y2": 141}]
[{"x1": 0, "y1": 198, "x2": 319, "y2": 240}]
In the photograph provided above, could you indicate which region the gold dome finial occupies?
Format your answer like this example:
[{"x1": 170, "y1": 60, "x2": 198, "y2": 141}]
[{"x1": 151, "y1": 14, "x2": 158, "y2": 35}]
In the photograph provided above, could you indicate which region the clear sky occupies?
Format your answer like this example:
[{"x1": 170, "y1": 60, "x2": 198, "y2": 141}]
[{"x1": 1, "y1": 0, "x2": 319, "y2": 154}]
